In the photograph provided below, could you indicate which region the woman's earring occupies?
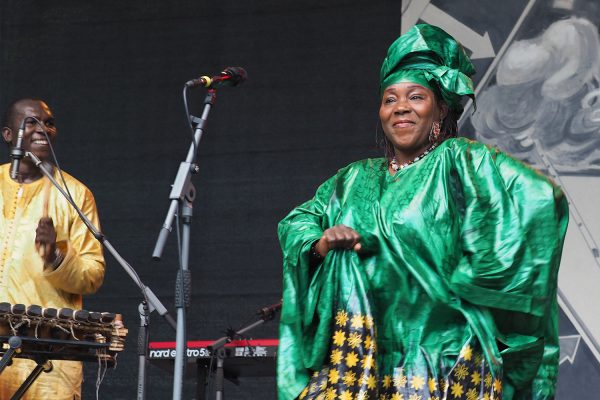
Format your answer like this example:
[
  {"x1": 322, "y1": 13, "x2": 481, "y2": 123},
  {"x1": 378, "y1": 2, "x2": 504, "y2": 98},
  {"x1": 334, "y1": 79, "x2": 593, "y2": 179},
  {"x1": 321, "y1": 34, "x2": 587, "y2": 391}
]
[{"x1": 429, "y1": 120, "x2": 441, "y2": 143}]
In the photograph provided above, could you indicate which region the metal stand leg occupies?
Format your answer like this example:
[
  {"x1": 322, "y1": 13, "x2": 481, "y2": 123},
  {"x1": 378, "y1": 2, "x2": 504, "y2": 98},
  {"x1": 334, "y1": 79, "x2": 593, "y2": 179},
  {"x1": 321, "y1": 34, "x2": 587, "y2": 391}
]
[
  {"x1": 214, "y1": 348, "x2": 225, "y2": 400},
  {"x1": 10, "y1": 359, "x2": 52, "y2": 400},
  {"x1": 172, "y1": 190, "x2": 194, "y2": 399},
  {"x1": 0, "y1": 337, "x2": 22, "y2": 375},
  {"x1": 195, "y1": 361, "x2": 208, "y2": 400},
  {"x1": 137, "y1": 301, "x2": 150, "y2": 400}
]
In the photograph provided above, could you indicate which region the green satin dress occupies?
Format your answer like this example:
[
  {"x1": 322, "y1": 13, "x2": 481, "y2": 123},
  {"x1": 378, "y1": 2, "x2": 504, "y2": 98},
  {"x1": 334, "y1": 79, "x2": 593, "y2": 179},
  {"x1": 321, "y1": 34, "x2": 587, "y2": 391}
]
[{"x1": 277, "y1": 138, "x2": 568, "y2": 400}]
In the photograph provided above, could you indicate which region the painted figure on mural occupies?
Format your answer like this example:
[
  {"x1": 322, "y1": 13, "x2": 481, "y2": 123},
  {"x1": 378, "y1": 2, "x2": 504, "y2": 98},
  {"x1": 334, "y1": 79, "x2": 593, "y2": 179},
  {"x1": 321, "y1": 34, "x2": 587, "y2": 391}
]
[
  {"x1": 0, "y1": 98, "x2": 105, "y2": 399},
  {"x1": 471, "y1": 17, "x2": 600, "y2": 174},
  {"x1": 277, "y1": 24, "x2": 568, "y2": 400}
]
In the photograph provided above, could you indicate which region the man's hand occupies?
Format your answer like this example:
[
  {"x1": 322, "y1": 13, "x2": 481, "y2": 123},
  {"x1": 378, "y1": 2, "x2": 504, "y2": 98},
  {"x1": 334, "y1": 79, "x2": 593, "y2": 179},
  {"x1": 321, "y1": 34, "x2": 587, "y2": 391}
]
[
  {"x1": 35, "y1": 217, "x2": 57, "y2": 264},
  {"x1": 314, "y1": 224, "x2": 362, "y2": 257}
]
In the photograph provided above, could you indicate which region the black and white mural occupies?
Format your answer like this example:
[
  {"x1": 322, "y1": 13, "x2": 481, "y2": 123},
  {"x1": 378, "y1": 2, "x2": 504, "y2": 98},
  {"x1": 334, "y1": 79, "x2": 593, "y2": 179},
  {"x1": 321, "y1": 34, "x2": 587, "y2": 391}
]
[
  {"x1": 471, "y1": 16, "x2": 600, "y2": 173},
  {"x1": 404, "y1": 0, "x2": 600, "y2": 397}
]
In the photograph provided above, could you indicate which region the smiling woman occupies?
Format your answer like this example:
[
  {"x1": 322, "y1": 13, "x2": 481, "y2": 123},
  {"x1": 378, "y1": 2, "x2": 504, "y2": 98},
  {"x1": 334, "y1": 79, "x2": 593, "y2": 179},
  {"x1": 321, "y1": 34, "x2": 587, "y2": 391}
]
[
  {"x1": 379, "y1": 82, "x2": 446, "y2": 168},
  {"x1": 277, "y1": 24, "x2": 568, "y2": 400}
]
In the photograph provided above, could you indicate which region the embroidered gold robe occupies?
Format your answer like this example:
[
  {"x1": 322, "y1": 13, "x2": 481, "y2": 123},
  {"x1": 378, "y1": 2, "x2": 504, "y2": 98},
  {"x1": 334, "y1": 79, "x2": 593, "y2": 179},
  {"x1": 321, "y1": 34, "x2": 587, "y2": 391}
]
[{"x1": 0, "y1": 163, "x2": 105, "y2": 399}]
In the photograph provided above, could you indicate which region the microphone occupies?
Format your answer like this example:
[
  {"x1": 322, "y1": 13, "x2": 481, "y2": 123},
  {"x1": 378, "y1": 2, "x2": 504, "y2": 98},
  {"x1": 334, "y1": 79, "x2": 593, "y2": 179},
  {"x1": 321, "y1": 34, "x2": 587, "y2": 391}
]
[
  {"x1": 185, "y1": 66, "x2": 247, "y2": 89},
  {"x1": 9, "y1": 118, "x2": 28, "y2": 180},
  {"x1": 257, "y1": 300, "x2": 282, "y2": 321}
]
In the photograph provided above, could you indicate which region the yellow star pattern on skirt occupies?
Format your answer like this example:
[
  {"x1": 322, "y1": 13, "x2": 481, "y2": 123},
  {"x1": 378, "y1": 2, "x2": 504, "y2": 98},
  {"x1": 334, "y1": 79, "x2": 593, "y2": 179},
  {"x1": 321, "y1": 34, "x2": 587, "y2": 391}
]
[{"x1": 297, "y1": 310, "x2": 501, "y2": 400}]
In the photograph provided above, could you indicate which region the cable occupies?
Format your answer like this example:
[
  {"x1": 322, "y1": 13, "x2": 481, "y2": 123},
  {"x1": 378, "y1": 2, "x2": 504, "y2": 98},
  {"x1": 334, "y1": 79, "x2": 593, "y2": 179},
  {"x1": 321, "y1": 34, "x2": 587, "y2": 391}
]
[
  {"x1": 183, "y1": 85, "x2": 198, "y2": 166},
  {"x1": 175, "y1": 205, "x2": 182, "y2": 269}
]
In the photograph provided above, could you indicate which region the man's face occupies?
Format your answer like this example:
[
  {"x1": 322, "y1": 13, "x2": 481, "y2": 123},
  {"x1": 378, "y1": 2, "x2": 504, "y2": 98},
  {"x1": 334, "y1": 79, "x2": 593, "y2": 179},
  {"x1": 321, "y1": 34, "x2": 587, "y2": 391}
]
[{"x1": 4, "y1": 100, "x2": 57, "y2": 162}]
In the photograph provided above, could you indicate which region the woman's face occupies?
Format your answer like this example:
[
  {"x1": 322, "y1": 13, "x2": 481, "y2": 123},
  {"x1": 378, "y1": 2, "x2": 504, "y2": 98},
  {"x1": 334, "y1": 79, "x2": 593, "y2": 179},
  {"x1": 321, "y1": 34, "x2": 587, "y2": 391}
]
[{"x1": 379, "y1": 82, "x2": 446, "y2": 161}]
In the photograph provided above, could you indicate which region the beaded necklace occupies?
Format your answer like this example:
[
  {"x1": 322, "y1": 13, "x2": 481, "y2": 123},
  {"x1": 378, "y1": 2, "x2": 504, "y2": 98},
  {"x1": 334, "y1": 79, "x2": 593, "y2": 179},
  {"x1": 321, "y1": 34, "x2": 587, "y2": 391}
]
[{"x1": 389, "y1": 143, "x2": 438, "y2": 172}]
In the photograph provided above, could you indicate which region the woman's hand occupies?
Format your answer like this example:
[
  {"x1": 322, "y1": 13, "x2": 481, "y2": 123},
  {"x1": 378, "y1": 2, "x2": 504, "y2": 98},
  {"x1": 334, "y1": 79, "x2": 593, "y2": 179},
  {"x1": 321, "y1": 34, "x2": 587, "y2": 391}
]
[{"x1": 315, "y1": 224, "x2": 362, "y2": 257}]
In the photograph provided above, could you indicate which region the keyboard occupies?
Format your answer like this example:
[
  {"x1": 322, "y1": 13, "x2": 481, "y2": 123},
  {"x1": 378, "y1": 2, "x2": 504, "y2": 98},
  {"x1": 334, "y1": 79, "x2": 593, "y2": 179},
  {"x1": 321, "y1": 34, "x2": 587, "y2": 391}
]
[{"x1": 148, "y1": 339, "x2": 278, "y2": 379}]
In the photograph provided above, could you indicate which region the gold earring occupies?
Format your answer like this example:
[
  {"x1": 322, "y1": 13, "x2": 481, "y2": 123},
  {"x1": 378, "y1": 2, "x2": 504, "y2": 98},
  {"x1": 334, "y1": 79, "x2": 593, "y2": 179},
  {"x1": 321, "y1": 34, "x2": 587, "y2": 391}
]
[{"x1": 429, "y1": 121, "x2": 441, "y2": 143}]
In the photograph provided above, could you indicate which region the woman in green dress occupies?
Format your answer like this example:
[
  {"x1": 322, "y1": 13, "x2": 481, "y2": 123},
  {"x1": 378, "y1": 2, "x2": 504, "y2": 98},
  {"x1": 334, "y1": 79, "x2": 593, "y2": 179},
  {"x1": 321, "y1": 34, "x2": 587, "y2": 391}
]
[{"x1": 277, "y1": 24, "x2": 568, "y2": 400}]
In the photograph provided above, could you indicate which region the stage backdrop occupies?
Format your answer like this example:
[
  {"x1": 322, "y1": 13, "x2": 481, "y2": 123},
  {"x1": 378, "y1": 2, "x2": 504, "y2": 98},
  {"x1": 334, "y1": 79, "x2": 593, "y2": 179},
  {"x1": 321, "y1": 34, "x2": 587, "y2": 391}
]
[
  {"x1": 0, "y1": 1, "x2": 400, "y2": 398},
  {"x1": 1, "y1": 1, "x2": 599, "y2": 399}
]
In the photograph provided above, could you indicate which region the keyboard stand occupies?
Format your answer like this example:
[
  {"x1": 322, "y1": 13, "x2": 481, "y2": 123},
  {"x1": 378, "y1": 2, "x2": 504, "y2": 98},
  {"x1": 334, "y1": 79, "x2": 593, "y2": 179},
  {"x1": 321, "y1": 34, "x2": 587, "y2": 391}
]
[
  {"x1": 10, "y1": 357, "x2": 53, "y2": 400},
  {"x1": 0, "y1": 335, "x2": 116, "y2": 399},
  {"x1": 195, "y1": 361, "x2": 208, "y2": 400}
]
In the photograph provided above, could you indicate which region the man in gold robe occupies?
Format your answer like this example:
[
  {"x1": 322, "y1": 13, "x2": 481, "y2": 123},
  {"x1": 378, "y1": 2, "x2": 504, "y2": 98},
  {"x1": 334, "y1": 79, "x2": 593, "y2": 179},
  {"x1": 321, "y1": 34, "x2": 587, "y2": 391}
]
[{"x1": 0, "y1": 98, "x2": 105, "y2": 399}]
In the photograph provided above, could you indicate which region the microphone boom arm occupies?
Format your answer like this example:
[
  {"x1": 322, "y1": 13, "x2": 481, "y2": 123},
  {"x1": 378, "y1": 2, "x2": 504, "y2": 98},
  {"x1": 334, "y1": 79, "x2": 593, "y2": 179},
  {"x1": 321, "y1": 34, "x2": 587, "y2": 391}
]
[
  {"x1": 152, "y1": 90, "x2": 216, "y2": 260},
  {"x1": 25, "y1": 151, "x2": 176, "y2": 330}
]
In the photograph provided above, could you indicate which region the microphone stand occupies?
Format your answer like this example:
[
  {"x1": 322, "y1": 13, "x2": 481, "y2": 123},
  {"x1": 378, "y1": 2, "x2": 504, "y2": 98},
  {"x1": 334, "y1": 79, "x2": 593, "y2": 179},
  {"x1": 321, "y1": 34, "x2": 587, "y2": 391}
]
[
  {"x1": 207, "y1": 301, "x2": 282, "y2": 400},
  {"x1": 24, "y1": 152, "x2": 177, "y2": 400},
  {"x1": 152, "y1": 89, "x2": 218, "y2": 400}
]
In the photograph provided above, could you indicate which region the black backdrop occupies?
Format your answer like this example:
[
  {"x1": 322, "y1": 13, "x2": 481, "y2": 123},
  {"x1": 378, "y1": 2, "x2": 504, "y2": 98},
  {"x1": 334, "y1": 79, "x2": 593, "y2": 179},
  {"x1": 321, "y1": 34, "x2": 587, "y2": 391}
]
[{"x1": 0, "y1": 1, "x2": 400, "y2": 398}]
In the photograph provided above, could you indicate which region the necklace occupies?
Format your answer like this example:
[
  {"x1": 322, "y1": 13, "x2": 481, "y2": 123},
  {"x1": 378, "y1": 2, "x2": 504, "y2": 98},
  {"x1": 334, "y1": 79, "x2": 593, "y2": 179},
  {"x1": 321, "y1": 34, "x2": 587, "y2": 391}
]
[{"x1": 389, "y1": 143, "x2": 438, "y2": 172}]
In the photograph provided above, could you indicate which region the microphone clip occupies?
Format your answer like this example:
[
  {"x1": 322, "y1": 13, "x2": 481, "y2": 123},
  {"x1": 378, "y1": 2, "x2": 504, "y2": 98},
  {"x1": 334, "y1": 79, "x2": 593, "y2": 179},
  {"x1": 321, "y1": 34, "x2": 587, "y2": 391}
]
[
  {"x1": 9, "y1": 117, "x2": 29, "y2": 180},
  {"x1": 184, "y1": 67, "x2": 247, "y2": 89},
  {"x1": 257, "y1": 300, "x2": 282, "y2": 321},
  {"x1": 185, "y1": 76, "x2": 212, "y2": 89}
]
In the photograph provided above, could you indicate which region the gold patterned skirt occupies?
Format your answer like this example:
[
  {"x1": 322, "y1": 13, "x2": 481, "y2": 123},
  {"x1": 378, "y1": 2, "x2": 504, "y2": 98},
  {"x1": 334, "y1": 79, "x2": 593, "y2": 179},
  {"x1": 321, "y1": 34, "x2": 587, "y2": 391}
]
[{"x1": 297, "y1": 310, "x2": 502, "y2": 400}]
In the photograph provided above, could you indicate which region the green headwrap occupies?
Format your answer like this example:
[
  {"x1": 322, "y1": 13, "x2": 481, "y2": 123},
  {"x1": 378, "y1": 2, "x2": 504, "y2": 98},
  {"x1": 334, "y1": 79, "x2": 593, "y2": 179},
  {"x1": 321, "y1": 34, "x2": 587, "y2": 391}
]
[{"x1": 380, "y1": 24, "x2": 476, "y2": 113}]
